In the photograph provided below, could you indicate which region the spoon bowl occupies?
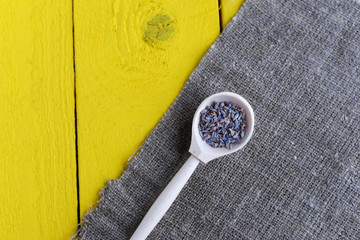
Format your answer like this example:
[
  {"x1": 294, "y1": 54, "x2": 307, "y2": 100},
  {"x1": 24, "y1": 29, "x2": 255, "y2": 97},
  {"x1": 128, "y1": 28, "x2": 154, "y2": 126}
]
[{"x1": 189, "y1": 92, "x2": 255, "y2": 163}]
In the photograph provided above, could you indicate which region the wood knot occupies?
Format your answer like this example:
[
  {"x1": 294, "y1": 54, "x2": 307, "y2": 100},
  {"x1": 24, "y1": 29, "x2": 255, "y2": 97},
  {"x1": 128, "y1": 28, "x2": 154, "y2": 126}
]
[{"x1": 144, "y1": 14, "x2": 174, "y2": 42}]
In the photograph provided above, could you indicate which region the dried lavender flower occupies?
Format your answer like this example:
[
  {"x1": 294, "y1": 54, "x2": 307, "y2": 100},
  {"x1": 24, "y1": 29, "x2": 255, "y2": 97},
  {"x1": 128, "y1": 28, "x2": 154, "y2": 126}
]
[{"x1": 199, "y1": 101, "x2": 246, "y2": 149}]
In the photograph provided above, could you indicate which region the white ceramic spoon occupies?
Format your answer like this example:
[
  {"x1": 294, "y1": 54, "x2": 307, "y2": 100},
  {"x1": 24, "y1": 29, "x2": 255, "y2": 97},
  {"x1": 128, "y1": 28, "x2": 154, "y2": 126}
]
[{"x1": 130, "y1": 92, "x2": 255, "y2": 240}]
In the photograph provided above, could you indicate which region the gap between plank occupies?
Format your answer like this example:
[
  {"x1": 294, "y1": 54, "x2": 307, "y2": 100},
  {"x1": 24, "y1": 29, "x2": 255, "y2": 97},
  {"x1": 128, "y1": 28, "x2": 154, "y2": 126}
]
[
  {"x1": 218, "y1": 0, "x2": 223, "y2": 32},
  {"x1": 72, "y1": 0, "x2": 81, "y2": 228}
]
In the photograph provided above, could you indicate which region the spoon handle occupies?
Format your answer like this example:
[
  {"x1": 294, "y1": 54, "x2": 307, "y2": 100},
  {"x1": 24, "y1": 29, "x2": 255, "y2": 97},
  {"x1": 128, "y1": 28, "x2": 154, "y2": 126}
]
[{"x1": 130, "y1": 155, "x2": 200, "y2": 240}]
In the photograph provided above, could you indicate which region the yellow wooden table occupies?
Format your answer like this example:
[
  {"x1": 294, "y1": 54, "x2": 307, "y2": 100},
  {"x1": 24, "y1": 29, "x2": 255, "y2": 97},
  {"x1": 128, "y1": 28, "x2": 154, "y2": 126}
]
[{"x1": 0, "y1": 0, "x2": 244, "y2": 239}]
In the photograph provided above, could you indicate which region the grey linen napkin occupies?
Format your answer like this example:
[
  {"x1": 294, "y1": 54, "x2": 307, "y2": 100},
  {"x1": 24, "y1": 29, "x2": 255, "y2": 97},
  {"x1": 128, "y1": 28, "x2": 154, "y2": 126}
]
[{"x1": 78, "y1": 0, "x2": 360, "y2": 239}]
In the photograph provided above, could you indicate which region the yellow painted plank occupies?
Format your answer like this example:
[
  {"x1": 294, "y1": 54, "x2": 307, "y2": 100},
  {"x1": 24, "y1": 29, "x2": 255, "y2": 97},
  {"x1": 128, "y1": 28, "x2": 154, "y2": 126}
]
[
  {"x1": 220, "y1": 0, "x2": 246, "y2": 29},
  {"x1": 0, "y1": 0, "x2": 77, "y2": 239},
  {"x1": 74, "y1": 0, "x2": 220, "y2": 215}
]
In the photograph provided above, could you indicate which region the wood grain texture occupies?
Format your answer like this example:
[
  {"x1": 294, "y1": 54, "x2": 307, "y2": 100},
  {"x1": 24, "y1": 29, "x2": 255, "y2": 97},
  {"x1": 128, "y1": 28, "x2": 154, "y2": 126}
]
[
  {"x1": 221, "y1": 0, "x2": 246, "y2": 29},
  {"x1": 74, "y1": 0, "x2": 220, "y2": 215},
  {"x1": 0, "y1": 0, "x2": 77, "y2": 239}
]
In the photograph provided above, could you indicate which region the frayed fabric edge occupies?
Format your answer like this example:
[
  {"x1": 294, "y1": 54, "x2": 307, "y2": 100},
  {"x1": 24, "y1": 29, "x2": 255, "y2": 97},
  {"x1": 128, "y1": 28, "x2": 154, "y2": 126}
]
[{"x1": 71, "y1": 144, "x2": 144, "y2": 240}]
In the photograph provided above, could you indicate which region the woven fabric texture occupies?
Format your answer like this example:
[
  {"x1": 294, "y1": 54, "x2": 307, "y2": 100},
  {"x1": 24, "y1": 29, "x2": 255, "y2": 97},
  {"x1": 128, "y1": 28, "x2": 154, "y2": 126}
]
[{"x1": 78, "y1": 0, "x2": 360, "y2": 239}]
